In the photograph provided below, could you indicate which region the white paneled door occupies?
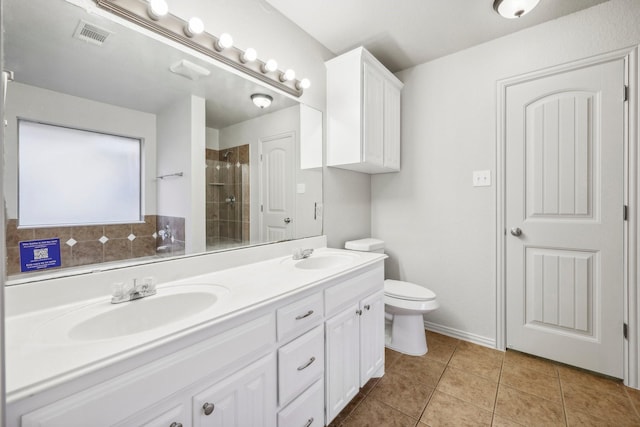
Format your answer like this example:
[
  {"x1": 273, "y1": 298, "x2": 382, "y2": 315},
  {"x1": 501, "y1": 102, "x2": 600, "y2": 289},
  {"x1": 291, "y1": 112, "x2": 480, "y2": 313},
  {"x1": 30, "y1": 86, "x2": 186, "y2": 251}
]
[
  {"x1": 505, "y1": 58, "x2": 626, "y2": 378},
  {"x1": 260, "y1": 132, "x2": 295, "y2": 242}
]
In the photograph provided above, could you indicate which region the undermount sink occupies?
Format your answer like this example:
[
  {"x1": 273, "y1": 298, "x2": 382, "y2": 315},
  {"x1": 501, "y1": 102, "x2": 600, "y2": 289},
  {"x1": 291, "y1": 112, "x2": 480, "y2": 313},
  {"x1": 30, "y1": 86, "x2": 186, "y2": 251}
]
[
  {"x1": 291, "y1": 253, "x2": 359, "y2": 270},
  {"x1": 35, "y1": 284, "x2": 229, "y2": 342}
]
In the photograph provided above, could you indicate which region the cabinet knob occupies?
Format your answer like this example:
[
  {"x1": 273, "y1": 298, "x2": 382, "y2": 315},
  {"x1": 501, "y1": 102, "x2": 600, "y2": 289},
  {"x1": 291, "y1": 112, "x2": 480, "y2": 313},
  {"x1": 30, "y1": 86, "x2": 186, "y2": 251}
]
[
  {"x1": 203, "y1": 402, "x2": 215, "y2": 416},
  {"x1": 356, "y1": 309, "x2": 363, "y2": 316},
  {"x1": 364, "y1": 304, "x2": 371, "y2": 311},
  {"x1": 169, "y1": 423, "x2": 182, "y2": 427},
  {"x1": 303, "y1": 417, "x2": 314, "y2": 427}
]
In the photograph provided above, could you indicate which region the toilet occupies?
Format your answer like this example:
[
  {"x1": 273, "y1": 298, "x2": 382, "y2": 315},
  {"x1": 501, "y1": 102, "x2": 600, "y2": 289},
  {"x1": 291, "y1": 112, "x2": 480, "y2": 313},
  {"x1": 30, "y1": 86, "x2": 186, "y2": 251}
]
[{"x1": 345, "y1": 238, "x2": 439, "y2": 356}]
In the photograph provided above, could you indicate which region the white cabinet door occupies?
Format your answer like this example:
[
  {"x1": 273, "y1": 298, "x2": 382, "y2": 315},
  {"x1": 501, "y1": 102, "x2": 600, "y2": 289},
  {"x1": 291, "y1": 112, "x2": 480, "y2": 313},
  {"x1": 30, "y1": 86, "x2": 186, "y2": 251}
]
[
  {"x1": 193, "y1": 354, "x2": 277, "y2": 427},
  {"x1": 359, "y1": 291, "x2": 385, "y2": 387},
  {"x1": 363, "y1": 61, "x2": 385, "y2": 167},
  {"x1": 383, "y1": 81, "x2": 401, "y2": 171},
  {"x1": 325, "y1": 304, "x2": 360, "y2": 424}
]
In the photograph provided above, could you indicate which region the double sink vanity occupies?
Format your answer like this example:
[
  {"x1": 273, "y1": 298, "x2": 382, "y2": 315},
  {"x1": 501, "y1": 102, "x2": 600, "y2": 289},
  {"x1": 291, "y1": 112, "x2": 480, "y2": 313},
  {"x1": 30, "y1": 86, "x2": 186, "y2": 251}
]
[{"x1": 5, "y1": 237, "x2": 386, "y2": 426}]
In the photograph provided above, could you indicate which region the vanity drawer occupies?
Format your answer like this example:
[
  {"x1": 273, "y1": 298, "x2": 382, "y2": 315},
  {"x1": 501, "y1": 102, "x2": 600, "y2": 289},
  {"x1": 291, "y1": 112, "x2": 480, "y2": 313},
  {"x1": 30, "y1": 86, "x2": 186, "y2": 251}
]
[
  {"x1": 278, "y1": 325, "x2": 324, "y2": 407},
  {"x1": 277, "y1": 292, "x2": 323, "y2": 342},
  {"x1": 278, "y1": 379, "x2": 324, "y2": 427},
  {"x1": 325, "y1": 265, "x2": 383, "y2": 317}
]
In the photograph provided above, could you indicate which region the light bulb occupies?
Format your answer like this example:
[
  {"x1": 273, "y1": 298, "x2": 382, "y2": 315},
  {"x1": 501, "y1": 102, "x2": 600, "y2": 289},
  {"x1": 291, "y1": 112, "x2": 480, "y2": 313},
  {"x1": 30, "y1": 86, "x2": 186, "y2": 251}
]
[
  {"x1": 280, "y1": 69, "x2": 296, "y2": 82},
  {"x1": 262, "y1": 59, "x2": 278, "y2": 73},
  {"x1": 147, "y1": 0, "x2": 168, "y2": 20},
  {"x1": 241, "y1": 48, "x2": 257, "y2": 63},
  {"x1": 215, "y1": 33, "x2": 233, "y2": 51},
  {"x1": 296, "y1": 78, "x2": 311, "y2": 90},
  {"x1": 185, "y1": 17, "x2": 204, "y2": 37}
]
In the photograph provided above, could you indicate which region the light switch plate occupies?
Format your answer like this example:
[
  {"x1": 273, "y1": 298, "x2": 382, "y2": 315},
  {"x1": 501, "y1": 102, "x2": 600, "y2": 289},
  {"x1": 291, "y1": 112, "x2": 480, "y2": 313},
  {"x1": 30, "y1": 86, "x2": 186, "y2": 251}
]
[{"x1": 473, "y1": 170, "x2": 491, "y2": 187}]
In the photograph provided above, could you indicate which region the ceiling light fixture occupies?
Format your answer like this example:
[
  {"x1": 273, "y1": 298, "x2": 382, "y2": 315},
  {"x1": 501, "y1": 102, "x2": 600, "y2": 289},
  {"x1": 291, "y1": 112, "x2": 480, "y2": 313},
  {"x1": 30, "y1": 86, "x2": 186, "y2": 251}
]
[
  {"x1": 214, "y1": 32, "x2": 233, "y2": 51},
  {"x1": 493, "y1": 0, "x2": 540, "y2": 19},
  {"x1": 251, "y1": 93, "x2": 273, "y2": 109},
  {"x1": 96, "y1": 0, "x2": 308, "y2": 97},
  {"x1": 147, "y1": 0, "x2": 168, "y2": 20}
]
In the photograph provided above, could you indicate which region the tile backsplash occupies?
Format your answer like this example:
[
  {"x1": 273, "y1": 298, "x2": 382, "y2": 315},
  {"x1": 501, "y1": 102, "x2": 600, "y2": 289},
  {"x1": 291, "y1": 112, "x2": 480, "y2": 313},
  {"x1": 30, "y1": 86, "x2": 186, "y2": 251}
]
[{"x1": 6, "y1": 214, "x2": 185, "y2": 276}]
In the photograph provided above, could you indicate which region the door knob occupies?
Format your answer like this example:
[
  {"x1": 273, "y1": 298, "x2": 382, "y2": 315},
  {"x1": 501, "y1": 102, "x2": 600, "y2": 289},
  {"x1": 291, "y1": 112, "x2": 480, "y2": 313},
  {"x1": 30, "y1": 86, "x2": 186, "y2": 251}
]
[
  {"x1": 510, "y1": 227, "x2": 522, "y2": 237},
  {"x1": 284, "y1": 217, "x2": 292, "y2": 224}
]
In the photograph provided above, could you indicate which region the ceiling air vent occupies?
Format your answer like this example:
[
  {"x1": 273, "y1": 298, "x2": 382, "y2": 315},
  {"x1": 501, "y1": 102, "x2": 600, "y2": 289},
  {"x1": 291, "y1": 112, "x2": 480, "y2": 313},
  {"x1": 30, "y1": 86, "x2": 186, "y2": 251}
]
[{"x1": 73, "y1": 20, "x2": 112, "y2": 46}]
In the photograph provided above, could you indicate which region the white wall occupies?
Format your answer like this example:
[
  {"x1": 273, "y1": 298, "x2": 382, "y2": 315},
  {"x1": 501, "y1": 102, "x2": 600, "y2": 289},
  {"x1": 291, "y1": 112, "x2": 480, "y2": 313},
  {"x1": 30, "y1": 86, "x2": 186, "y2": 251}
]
[
  {"x1": 372, "y1": 0, "x2": 640, "y2": 344},
  {"x1": 166, "y1": 0, "x2": 371, "y2": 249},
  {"x1": 219, "y1": 105, "x2": 322, "y2": 241},
  {"x1": 157, "y1": 95, "x2": 206, "y2": 254},
  {"x1": 4, "y1": 83, "x2": 157, "y2": 219},
  {"x1": 206, "y1": 127, "x2": 220, "y2": 150}
]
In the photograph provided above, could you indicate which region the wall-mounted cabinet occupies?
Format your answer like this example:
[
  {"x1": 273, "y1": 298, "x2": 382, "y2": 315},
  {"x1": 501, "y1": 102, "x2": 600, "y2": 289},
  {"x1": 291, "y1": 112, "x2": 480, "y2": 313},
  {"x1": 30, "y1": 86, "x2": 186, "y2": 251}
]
[{"x1": 326, "y1": 47, "x2": 403, "y2": 174}]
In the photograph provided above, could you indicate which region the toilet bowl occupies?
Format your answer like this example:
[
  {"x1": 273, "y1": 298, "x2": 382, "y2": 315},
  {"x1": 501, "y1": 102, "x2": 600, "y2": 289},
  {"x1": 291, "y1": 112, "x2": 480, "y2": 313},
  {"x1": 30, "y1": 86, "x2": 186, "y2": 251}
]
[{"x1": 344, "y1": 238, "x2": 439, "y2": 356}]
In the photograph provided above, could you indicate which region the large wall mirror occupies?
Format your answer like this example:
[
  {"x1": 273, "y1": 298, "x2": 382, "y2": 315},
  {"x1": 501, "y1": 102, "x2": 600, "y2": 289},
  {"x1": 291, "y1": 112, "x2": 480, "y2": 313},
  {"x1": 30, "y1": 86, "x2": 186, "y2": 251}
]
[{"x1": 3, "y1": 0, "x2": 323, "y2": 282}]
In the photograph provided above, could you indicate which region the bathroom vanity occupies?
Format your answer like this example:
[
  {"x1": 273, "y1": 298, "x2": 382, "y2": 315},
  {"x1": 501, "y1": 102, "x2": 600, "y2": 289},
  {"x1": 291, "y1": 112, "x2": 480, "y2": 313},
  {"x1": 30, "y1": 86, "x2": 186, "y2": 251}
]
[{"x1": 5, "y1": 239, "x2": 385, "y2": 426}]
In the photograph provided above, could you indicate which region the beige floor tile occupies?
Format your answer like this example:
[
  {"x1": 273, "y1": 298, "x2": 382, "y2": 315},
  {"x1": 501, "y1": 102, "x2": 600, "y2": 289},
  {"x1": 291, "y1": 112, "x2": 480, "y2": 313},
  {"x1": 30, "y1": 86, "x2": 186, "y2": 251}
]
[
  {"x1": 448, "y1": 350, "x2": 503, "y2": 382},
  {"x1": 455, "y1": 341, "x2": 505, "y2": 366},
  {"x1": 565, "y1": 406, "x2": 627, "y2": 427},
  {"x1": 390, "y1": 354, "x2": 446, "y2": 388},
  {"x1": 494, "y1": 384, "x2": 565, "y2": 426},
  {"x1": 426, "y1": 331, "x2": 460, "y2": 348},
  {"x1": 562, "y1": 379, "x2": 639, "y2": 425},
  {"x1": 361, "y1": 376, "x2": 381, "y2": 396},
  {"x1": 424, "y1": 341, "x2": 456, "y2": 364},
  {"x1": 368, "y1": 369, "x2": 434, "y2": 418},
  {"x1": 503, "y1": 350, "x2": 557, "y2": 377},
  {"x1": 436, "y1": 366, "x2": 498, "y2": 410},
  {"x1": 500, "y1": 363, "x2": 562, "y2": 402},
  {"x1": 342, "y1": 397, "x2": 418, "y2": 427},
  {"x1": 386, "y1": 347, "x2": 403, "y2": 369},
  {"x1": 491, "y1": 415, "x2": 525, "y2": 426},
  {"x1": 557, "y1": 364, "x2": 625, "y2": 396},
  {"x1": 329, "y1": 391, "x2": 368, "y2": 427},
  {"x1": 421, "y1": 390, "x2": 493, "y2": 427},
  {"x1": 626, "y1": 386, "x2": 640, "y2": 417}
]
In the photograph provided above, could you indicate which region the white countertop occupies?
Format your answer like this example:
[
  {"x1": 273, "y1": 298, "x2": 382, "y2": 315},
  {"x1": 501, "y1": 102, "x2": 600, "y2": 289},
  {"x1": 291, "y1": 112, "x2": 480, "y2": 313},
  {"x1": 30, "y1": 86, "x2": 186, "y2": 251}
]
[{"x1": 5, "y1": 247, "x2": 385, "y2": 403}]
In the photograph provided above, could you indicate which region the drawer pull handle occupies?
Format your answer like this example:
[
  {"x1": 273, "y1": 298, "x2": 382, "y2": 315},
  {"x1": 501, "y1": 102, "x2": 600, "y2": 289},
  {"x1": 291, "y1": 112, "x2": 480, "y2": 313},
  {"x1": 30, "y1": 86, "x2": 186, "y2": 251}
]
[
  {"x1": 303, "y1": 417, "x2": 314, "y2": 427},
  {"x1": 203, "y1": 402, "x2": 215, "y2": 416},
  {"x1": 170, "y1": 423, "x2": 183, "y2": 427},
  {"x1": 295, "y1": 310, "x2": 314, "y2": 320},
  {"x1": 364, "y1": 304, "x2": 371, "y2": 310},
  {"x1": 356, "y1": 309, "x2": 363, "y2": 316},
  {"x1": 297, "y1": 356, "x2": 316, "y2": 371}
]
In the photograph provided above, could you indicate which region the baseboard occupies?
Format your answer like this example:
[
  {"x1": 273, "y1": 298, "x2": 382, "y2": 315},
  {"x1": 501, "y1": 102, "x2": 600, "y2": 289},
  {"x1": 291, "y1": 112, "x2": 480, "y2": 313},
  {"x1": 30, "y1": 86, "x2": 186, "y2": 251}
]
[{"x1": 424, "y1": 320, "x2": 498, "y2": 350}]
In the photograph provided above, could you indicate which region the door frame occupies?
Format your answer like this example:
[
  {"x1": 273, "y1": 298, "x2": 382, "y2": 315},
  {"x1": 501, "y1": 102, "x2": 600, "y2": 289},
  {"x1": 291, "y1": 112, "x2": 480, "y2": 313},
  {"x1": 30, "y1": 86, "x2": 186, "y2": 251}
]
[{"x1": 496, "y1": 47, "x2": 638, "y2": 386}]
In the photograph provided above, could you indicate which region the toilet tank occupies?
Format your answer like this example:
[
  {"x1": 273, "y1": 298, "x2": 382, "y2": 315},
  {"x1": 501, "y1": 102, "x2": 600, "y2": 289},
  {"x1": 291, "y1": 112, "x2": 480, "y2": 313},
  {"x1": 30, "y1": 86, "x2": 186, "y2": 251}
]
[{"x1": 344, "y1": 238, "x2": 385, "y2": 254}]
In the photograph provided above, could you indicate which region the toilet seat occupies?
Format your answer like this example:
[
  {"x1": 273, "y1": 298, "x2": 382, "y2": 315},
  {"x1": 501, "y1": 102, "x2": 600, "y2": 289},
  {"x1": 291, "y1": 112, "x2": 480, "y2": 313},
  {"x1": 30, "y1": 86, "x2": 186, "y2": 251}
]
[{"x1": 384, "y1": 279, "x2": 436, "y2": 302}]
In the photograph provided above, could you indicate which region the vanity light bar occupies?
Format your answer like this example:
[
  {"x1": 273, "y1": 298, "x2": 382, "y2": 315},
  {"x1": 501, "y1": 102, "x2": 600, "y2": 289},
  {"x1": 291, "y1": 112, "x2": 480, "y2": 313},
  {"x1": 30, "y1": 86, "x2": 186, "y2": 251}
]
[{"x1": 95, "y1": 0, "x2": 306, "y2": 97}]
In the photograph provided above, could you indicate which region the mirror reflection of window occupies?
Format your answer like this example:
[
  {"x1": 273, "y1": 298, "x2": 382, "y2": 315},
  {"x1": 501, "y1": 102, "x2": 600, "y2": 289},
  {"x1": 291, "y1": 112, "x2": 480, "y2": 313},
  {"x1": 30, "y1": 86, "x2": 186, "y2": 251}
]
[{"x1": 18, "y1": 120, "x2": 142, "y2": 227}]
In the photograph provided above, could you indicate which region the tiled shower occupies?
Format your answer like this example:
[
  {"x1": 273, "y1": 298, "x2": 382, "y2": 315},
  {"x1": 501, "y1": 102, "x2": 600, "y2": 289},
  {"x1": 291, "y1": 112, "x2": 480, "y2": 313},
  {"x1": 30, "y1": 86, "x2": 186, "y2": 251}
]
[{"x1": 205, "y1": 145, "x2": 250, "y2": 249}]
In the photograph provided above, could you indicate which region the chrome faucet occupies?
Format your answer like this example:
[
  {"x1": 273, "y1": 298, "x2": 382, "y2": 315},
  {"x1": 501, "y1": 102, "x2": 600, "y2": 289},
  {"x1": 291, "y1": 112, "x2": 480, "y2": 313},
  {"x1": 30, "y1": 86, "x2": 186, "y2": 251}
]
[
  {"x1": 293, "y1": 248, "x2": 314, "y2": 260},
  {"x1": 111, "y1": 278, "x2": 157, "y2": 304}
]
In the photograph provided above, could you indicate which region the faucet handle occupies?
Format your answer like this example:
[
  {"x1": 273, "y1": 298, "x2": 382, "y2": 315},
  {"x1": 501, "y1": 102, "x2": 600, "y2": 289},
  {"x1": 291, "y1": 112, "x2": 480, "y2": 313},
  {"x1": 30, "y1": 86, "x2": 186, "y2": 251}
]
[
  {"x1": 142, "y1": 277, "x2": 157, "y2": 293},
  {"x1": 110, "y1": 282, "x2": 126, "y2": 298}
]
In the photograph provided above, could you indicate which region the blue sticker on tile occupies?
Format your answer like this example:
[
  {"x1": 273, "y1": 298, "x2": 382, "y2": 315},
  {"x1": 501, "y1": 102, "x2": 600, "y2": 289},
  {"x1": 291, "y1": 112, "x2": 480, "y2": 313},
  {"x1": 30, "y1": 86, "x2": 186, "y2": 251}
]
[{"x1": 19, "y1": 238, "x2": 62, "y2": 272}]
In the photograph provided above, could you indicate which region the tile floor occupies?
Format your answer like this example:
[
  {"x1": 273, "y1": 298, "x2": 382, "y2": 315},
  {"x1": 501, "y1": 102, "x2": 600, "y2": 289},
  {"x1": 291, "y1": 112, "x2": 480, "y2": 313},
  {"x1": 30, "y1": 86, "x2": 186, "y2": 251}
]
[{"x1": 328, "y1": 331, "x2": 640, "y2": 426}]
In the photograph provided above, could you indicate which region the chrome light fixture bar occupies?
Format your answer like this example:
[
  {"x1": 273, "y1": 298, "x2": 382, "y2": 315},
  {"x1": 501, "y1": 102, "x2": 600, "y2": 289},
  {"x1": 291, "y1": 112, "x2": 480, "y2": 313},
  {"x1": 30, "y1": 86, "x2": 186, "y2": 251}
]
[{"x1": 95, "y1": 0, "x2": 306, "y2": 97}]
